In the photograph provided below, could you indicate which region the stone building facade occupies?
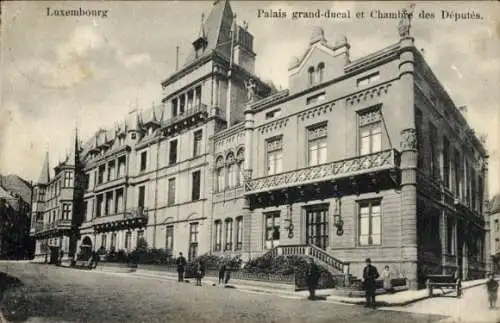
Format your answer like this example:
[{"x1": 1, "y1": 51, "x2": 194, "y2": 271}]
[{"x1": 30, "y1": 0, "x2": 489, "y2": 288}]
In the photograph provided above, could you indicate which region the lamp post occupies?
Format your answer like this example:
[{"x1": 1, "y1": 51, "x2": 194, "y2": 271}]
[{"x1": 333, "y1": 197, "x2": 344, "y2": 236}]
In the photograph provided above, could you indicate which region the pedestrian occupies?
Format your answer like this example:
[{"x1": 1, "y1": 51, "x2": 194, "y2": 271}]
[
  {"x1": 176, "y1": 252, "x2": 186, "y2": 282},
  {"x1": 382, "y1": 265, "x2": 392, "y2": 293},
  {"x1": 59, "y1": 250, "x2": 64, "y2": 266},
  {"x1": 306, "y1": 257, "x2": 320, "y2": 300},
  {"x1": 486, "y1": 273, "x2": 499, "y2": 309},
  {"x1": 362, "y1": 258, "x2": 379, "y2": 309},
  {"x1": 196, "y1": 260, "x2": 205, "y2": 286},
  {"x1": 218, "y1": 261, "x2": 226, "y2": 285},
  {"x1": 224, "y1": 265, "x2": 231, "y2": 285}
]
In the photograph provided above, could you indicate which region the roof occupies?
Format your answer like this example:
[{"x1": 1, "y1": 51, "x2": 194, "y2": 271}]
[
  {"x1": 38, "y1": 152, "x2": 50, "y2": 185},
  {"x1": 183, "y1": 0, "x2": 233, "y2": 67},
  {"x1": 491, "y1": 194, "x2": 500, "y2": 214},
  {"x1": 0, "y1": 186, "x2": 11, "y2": 199}
]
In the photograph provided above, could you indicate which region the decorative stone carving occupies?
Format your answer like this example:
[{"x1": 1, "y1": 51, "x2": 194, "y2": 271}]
[
  {"x1": 400, "y1": 128, "x2": 417, "y2": 150},
  {"x1": 308, "y1": 124, "x2": 328, "y2": 140},
  {"x1": 358, "y1": 109, "x2": 381, "y2": 126},
  {"x1": 245, "y1": 78, "x2": 257, "y2": 102},
  {"x1": 258, "y1": 118, "x2": 289, "y2": 134},
  {"x1": 298, "y1": 102, "x2": 335, "y2": 121},
  {"x1": 398, "y1": 4, "x2": 415, "y2": 38},
  {"x1": 346, "y1": 83, "x2": 392, "y2": 106}
]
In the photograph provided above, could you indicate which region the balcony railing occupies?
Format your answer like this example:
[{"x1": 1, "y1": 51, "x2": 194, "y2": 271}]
[
  {"x1": 161, "y1": 104, "x2": 208, "y2": 129},
  {"x1": 245, "y1": 149, "x2": 400, "y2": 194},
  {"x1": 93, "y1": 207, "x2": 148, "y2": 233},
  {"x1": 124, "y1": 207, "x2": 147, "y2": 219}
]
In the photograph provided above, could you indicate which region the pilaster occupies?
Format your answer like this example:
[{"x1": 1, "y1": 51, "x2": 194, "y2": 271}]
[{"x1": 399, "y1": 36, "x2": 418, "y2": 289}]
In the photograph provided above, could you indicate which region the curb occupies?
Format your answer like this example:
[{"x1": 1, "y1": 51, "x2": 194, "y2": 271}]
[{"x1": 330, "y1": 279, "x2": 488, "y2": 307}]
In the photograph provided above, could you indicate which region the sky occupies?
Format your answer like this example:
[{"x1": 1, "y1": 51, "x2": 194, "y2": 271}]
[{"x1": 0, "y1": 1, "x2": 499, "y2": 197}]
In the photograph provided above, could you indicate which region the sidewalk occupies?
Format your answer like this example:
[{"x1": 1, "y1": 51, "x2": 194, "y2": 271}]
[{"x1": 127, "y1": 267, "x2": 488, "y2": 307}]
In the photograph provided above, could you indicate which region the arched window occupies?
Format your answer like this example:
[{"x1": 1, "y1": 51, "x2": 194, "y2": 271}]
[
  {"x1": 236, "y1": 148, "x2": 245, "y2": 186},
  {"x1": 308, "y1": 66, "x2": 315, "y2": 86},
  {"x1": 224, "y1": 218, "x2": 233, "y2": 251},
  {"x1": 317, "y1": 62, "x2": 325, "y2": 83},
  {"x1": 215, "y1": 156, "x2": 225, "y2": 192},
  {"x1": 226, "y1": 153, "x2": 237, "y2": 188}
]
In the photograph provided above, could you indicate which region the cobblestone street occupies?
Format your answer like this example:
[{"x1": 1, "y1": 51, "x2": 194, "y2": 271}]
[{"x1": 0, "y1": 262, "x2": 446, "y2": 323}]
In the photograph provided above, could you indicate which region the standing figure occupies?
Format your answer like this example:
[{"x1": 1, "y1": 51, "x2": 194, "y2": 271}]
[
  {"x1": 362, "y1": 258, "x2": 380, "y2": 308},
  {"x1": 382, "y1": 265, "x2": 392, "y2": 293},
  {"x1": 306, "y1": 257, "x2": 320, "y2": 300},
  {"x1": 486, "y1": 273, "x2": 499, "y2": 309},
  {"x1": 176, "y1": 252, "x2": 187, "y2": 282},
  {"x1": 218, "y1": 261, "x2": 226, "y2": 285},
  {"x1": 196, "y1": 260, "x2": 205, "y2": 286}
]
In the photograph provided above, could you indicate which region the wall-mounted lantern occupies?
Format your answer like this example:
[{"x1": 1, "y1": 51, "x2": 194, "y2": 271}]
[
  {"x1": 333, "y1": 197, "x2": 344, "y2": 236},
  {"x1": 283, "y1": 204, "x2": 294, "y2": 239}
]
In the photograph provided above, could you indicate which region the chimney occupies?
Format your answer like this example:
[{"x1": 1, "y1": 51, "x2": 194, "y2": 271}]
[{"x1": 176, "y1": 46, "x2": 180, "y2": 71}]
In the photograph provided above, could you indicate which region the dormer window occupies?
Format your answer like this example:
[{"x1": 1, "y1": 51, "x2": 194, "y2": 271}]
[
  {"x1": 306, "y1": 92, "x2": 326, "y2": 105},
  {"x1": 193, "y1": 36, "x2": 208, "y2": 59},
  {"x1": 148, "y1": 127, "x2": 153, "y2": 136},
  {"x1": 317, "y1": 62, "x2": 325, "y2": 83},
  {"x1": 265, "y1": 109, "x2": 282, "y2": 120},
  {"x1": 357, "y1": 72, "x2": 380, "y2": 87},
  {"x1": 308, "y1": 66, "x2": 315, "y2": 86}
]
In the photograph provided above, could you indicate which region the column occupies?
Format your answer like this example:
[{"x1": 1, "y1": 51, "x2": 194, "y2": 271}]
[
  {"x1": 113, "y1": 190, "x2": 116, "y2": 215},
  {"x1": 399, "y1": 35, "x2": 418, "y2": 289},
  {"x1": 440, "y1": 211, "x2": 447, "y2": 274}
]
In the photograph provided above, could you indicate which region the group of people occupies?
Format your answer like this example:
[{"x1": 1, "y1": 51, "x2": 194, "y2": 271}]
[
  {"x1": 175, "y1": 252, "x2": 232, "y2": 287},
  {"x1": 305, "y1": 257, "x2": 392, "y2": 308}
]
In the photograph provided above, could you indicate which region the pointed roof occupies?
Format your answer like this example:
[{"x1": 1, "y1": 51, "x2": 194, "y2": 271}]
[
  {"x1": 184, "y1": 0, "x2": 234, "y2": 65},
  {"x1": 38, "y1": 151, "x2": 50, "y2": 185}
]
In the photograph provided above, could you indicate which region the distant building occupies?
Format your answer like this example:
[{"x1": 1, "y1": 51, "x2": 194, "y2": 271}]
[
  {"x1": 0, "y1": 176, "x2": 33, "y2": 259},
  {"x1": 30, "y1": 0, "x2": 489, "y2": 289},
  {"x1": 489, "y1": 194, "x2": 500, "y2": 270}
]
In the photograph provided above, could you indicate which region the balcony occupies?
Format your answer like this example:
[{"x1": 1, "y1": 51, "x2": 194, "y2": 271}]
[
  {"x1": 94, "y1": 176, "x2": 128, "y2": 193},
  {"x1": 161, "y1": 104, "x2": 208, "y2": 135},
  {"x1": 245, "y1": 149, "x2": 400, "y2": 207},
  {"x1": 93, "y1": 207, "x2": 148, "y2": 233},
  {"x1": 32, "y1": 220, "x2": 72, "y2": 238}
]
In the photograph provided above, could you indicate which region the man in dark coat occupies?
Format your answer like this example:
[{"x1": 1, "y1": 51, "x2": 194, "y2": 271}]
[
  {"x1": 176, "y1": 252, "x2": 187, "y2": 282},
  {"x1": 362, "y1": 258, "x2": 379, "y2": 308},
  {"x1": 306, "y1": 257, "x2": 320, "y2": 300}
]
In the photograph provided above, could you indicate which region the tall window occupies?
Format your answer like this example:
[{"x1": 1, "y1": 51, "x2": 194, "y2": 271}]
[
  {"x1": 236, "y1": 216, "x2": 243, "y2": 250},
  {"x1": 84, "y1": 173, "x2": 90, "y2": 191},
  {"x1": 496, "y1": 238, "x2": 500, "y2": 253},
  {"x1": 105, "y1": 192, "x2": 113, "y2": 215},
  {"x1": 443, "y1": 137, "x2": 450, "y2": 189},
  {"x1": 166, "y1": 225, "x2": 174, "y2": 251},
  {"x1": 115, "y1": 189, "x2": 124, "y2": 214},
  {"x1": 307, "y1": 123, "x2": 327, "y2": 166},
  {"x1": 193, "y1": 130, "x2": 202, "y2": 157},
  {"x1": 358, "y1": 200, "x2": 381, "y2": 246},
  {"x1": 227, "y1": 154, "x2": 237, "y2": 188},
  {"x1": 317, "y1": 62, "x2": 325, "y2": 83},
  {"x1": 266, "y1": 137, "x2": 283, "y2": 175},
  {"x1": 140, "y1": 151, "x2": 147, "y2": 172},
  {"x1": 169, "y1": 139, "x2": 178, "y2": 165},
  {"x1": 495, "y1": 219, "x2": 499, "y2": 232},
  {"x1": 264, "y1": 212, "x2": 280, "y2": 249},
  {"x1": 62, "y1": 203, "x2": 71, "y2": 220},
  {"x1": 194, "y1": 86, "x2": 201, "y2": 107},
  {"x1": 117, "y1": 156, "x2": 126, "y2": 178},
  {"x1": 102, "y1": 234, "x2": 107, "y2": 249},
  {"x1": 110, "y1": 233, "x2": 116, "y2": 250},
  {"x1": 125, "y1": 231, "x2": 132, "y2": 250},
  {"x1": 167, "y1": 178, "x2": 176, "y2": 206},
  {"x1": 188, "y1": 222, "x2": 199, "y2": 261},
  {"x1": 214, "y1": 220, "x2": 222, "y2": 251},
  {"x1": 136, "y1": 230, "x2": 144, "y2": 247},
  {"x1": 172, "y1": 98, "x2": 178, "y2": 117},
  {"x1": 446, "y1": 217, "x2": 456, "y2": 255},
  {"x1": 191, "y1": 170, "x2": 201, "y2": 201},
  {"x1": 359, "y1": 109, "x2": 382, "y2": 155},
  {"x1": 237, "y1": 149, "x2": 245, "y2": 186},
  {"x1": 107, "y1": 160, "x2": 115, "y2": 181},
  {"x1": 224, "y1": 218, "x2": 233, "y2": 251},
  {"x1": 64, "y1": 171, "x2": 74, "y2": 187},
  {"x1": 96, "y1": 195, "x2": 103, "y2": 217},
  {"x1": 215, "y1": 157, "x2": 225, "y2": 192},
  {"x1": 429, "y1": 123, "x2": 439, "y2": 180},
  {"x1": 138, "y1": 186, "x2": 145, "y2": 209},
  {"x1": 307, "y1": 66, "x2": 315, "y2": 86}
]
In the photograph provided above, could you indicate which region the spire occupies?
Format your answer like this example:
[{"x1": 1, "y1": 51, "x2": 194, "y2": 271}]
[
  {"x1": 38, "y1": 151, "x2": 50, "y2": 185},
  {"x1": 152, "y1": 101, "x2": 157, "y2": 121}
]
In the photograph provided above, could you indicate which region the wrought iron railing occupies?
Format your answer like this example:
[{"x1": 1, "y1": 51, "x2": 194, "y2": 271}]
[
  {"x1": 161, "y1": 104, "x2": 208, "y2": 128},
  {"x1": 272, "y1": 244, "x2": 349, "y2": 275},
  {"x1": 245, "y1": 149, "x2": 400, "y2": 193},
  {"x1": 123, "y1": 207, "x2": 147, "y2": 219}
]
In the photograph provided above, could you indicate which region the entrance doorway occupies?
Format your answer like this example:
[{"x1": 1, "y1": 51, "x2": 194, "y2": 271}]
[
  {"x1": 49, "y1": 246, "x2": 59, "y2": 264},
  {"x1": 305, "y1": 205, "x2": 329, "y2": 250}
]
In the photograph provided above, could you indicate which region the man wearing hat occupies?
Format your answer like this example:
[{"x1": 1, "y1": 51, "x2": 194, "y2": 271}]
[{"x1": 362, "y1": 258, "x2": 379, "y2": 308}]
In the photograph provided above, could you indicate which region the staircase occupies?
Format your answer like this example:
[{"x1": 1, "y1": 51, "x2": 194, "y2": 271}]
[{"x1": 265, "y1": 244, "x2": 357, "y2": 287}]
